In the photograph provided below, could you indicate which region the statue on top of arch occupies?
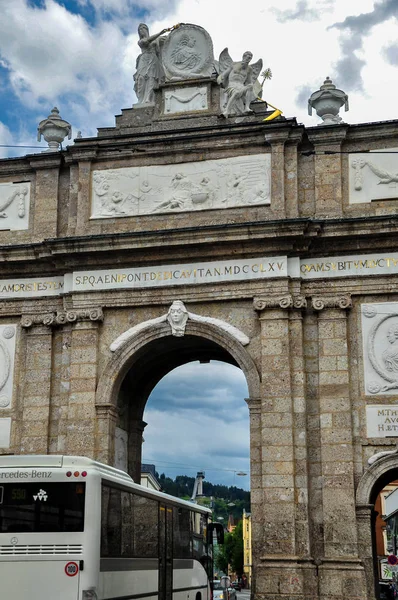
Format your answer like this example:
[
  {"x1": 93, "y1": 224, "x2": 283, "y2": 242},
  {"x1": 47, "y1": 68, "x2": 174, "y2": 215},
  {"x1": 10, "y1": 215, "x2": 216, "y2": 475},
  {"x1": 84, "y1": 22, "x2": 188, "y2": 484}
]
[{"x1": 132, "y1": 22, "x2": 268, "y2": 118}]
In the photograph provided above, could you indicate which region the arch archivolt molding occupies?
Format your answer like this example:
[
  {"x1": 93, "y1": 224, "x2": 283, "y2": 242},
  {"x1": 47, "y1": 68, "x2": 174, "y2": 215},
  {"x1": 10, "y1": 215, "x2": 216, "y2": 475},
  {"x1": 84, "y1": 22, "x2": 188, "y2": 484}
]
[
  {"x1": 95, "y1": 317, "x2": 261, "y2": 412},
  {"x1": 356, "y1": 449, "x2": 398, "y2": 506}
]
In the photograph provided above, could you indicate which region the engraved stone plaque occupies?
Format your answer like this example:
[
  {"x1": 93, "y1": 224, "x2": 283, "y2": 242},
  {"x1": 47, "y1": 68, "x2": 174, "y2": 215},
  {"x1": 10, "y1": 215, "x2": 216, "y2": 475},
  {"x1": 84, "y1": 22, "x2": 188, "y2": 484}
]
[
  {"x1": 349, "y1": 148, "x2": 398, "y2": 204},
  {"x1": 0, "y1": 325, "x2": 16, "y2": 409},
  {"x1": 162, "y1": 24, "x2": 214, "y2": 80},
  {"x1": 91, "y1": 154, "x2": 271, "y2": 219},
  {"x1": 366, "y1": 405, "x2": 398, "y2": 437},
  {"x1": 0, "y1": 182, "x2": 30, "y2": 231},
  {"x1": 362, "y1": 302, "x2": 398, "y2": 395}
]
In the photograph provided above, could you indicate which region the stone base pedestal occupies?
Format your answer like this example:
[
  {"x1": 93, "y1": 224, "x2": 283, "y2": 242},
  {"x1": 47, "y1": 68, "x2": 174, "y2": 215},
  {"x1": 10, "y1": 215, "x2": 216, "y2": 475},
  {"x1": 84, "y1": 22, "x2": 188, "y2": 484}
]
[
  {"x1": 256, "y1": 557, "x2": 318, "y2": 600},
  {"x1": 318, "y1": 558, "x2": 367, "y2": 600}
]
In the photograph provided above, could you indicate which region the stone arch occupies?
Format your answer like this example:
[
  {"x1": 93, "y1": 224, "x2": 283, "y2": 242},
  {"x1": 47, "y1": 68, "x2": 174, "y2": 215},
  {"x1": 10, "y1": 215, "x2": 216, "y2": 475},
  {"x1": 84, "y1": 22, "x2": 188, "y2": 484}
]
[
  {"x1": 356, "y1": 452, "x2": 398, "y2": 600},
  {"x1": 95, "y1": 318, "x2": 260, "y2": 480}
]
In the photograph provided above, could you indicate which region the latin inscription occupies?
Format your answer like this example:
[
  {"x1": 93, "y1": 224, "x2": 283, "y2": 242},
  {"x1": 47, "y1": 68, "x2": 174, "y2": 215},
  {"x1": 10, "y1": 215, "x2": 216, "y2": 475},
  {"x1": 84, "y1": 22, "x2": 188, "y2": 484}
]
[{"x1": 366, "y1": 405, "x2": 398, "y2": 437}]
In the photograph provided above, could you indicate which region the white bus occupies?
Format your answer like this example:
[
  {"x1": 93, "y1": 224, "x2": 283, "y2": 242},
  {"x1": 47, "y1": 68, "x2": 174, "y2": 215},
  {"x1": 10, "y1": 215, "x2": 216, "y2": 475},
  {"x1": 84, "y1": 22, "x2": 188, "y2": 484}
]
[{"x1": 0, "y1": 455, "x2": 221, "y2": 600}]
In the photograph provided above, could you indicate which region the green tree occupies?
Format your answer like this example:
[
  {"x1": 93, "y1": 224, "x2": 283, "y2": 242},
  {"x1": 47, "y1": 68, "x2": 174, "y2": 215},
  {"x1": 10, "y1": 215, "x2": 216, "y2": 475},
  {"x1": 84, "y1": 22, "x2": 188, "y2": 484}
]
[{"x1": 214, "y1": 521, "x2": 244, "y2": 577}]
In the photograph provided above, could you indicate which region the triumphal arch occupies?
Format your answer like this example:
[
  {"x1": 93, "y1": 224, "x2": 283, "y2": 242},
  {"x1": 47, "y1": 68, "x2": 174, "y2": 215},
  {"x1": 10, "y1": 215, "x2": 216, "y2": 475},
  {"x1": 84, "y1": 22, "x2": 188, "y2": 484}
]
[{"x1": 2, "y1": 22, "x2": 398, "y2": 600}]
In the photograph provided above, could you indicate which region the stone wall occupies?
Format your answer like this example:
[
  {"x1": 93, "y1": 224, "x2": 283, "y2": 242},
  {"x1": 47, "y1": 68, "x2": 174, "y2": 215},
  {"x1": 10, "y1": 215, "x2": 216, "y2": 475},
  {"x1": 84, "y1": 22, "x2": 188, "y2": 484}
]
[{"x1": 1, "y1": 106, "x2": 398, "y2": 599}]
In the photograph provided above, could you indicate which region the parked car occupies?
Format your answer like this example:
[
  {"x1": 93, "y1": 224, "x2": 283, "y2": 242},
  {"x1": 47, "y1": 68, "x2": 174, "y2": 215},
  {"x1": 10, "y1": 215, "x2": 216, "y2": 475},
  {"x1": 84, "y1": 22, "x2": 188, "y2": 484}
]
[
  {"x1": 213, "y1": 580, "x2": 237, "y2": 600},
  {"x1": 232, "y1": 581, "x2": 242, "y2": 592}
]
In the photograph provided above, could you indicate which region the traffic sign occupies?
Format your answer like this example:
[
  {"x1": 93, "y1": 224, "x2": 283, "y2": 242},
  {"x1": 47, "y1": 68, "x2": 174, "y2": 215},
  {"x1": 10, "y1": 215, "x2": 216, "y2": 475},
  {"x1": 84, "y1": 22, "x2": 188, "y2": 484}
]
[
  {"x1": 387, "y1": 555, "x2": 398, "y2": 566},
  {"x1": 64, "y1": 561, "x2": 79, "y2": 577}
]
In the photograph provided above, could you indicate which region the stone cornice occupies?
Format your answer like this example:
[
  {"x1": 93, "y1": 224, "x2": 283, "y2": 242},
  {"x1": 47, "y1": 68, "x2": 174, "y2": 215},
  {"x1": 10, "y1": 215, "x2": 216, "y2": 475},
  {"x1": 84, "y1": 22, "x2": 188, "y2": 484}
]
[
  {"x1": 21, "y1": 307, "x2": 104, "y2": 328},
  {"x1": 254, "y1": 295, "x2": 307, "y2": 311},
  {"x1": 311, "y1": 294, "x2": 352, "y2": 311},
  {"x1": 28, "y1": 154, "x2": 62, "y2": 170}
]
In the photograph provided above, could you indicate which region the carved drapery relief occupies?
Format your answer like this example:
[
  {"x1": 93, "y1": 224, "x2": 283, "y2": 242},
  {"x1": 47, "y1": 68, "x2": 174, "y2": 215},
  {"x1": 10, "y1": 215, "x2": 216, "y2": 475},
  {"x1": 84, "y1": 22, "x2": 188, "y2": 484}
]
[
  {"x1": 0, "y1": 182, "x2": 30, "y2": 231},
  {"x1": 114, "y1": 427, "x2": 128, "y2": 472},
  {"x1": 311, "y1": 295, "x2": 352, "y2": 310},
  {"x1": 164, "y1": 86, "x2": 208, "y2": 114},
  {"x1": 349, "y1": 149, "x2": 398, "y2": 204},
  {"x1": 110, "y1": 300, "x2": 250, "y2": 352},
  {"x1": 91, "y1": 154, "x2": 271, "y2": 219},
  {"x1": 253, "y1": 295, "x2": 307, "y2": 311},
  {"x1": 361, "y1": 303, "x2": 398, "y2": 395},
  {"x1": 0, "y1": 325, "x2": 16, "y2": 409},
  {"x1": 21, "y1": 308, "x2": 104, "y2": 328}
]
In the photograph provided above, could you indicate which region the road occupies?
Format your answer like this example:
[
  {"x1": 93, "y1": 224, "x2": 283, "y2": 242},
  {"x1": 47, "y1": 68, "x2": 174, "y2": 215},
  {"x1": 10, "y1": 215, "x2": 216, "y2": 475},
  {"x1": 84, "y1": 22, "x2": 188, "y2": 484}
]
[{"x1": 237, "y1": 590, "x2": 251, "y2": 600}]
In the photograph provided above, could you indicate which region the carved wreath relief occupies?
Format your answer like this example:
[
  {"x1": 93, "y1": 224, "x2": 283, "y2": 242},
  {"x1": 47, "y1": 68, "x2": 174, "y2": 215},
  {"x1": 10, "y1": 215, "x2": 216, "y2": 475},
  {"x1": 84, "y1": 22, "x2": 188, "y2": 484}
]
[
  {"x1": 349, "y1": 149, "x2": 398, "y2": 204},
  {"x1": 0, "y1": 325, "x2": 16, "y2": 409},
  {"x1": 91, "y1": 154, "x2": 271, "y2": 218},
  {"x1": 362, "y1": 303, "x2": 398, "y2": 395},
  {"x1": 0, "y1": 182, "x2": 30, "y2": 231}
]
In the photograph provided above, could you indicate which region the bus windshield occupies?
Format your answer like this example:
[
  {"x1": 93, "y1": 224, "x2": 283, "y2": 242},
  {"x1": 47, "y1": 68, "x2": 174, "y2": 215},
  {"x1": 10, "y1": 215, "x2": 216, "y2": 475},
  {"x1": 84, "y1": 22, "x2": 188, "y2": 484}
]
[{"x1": 0, "y1": 482, "x2": 86, "y2": 533}]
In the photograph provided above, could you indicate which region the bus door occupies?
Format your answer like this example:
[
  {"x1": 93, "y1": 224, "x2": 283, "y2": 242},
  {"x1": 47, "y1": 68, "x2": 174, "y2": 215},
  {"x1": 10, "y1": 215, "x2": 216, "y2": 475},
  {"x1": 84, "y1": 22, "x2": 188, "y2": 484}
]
[{"x1": 159, "y1": 504, "x2": 173, "y2": 600}]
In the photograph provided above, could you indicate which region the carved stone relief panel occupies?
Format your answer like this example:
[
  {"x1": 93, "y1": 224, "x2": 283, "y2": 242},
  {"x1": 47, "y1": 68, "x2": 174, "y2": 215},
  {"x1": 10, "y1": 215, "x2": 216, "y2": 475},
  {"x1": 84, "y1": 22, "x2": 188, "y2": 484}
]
[
  {"x1": 114, "y1": 426, "x2": 128, "y2": 472},
  {"x1": 0, "y1": 182, "x2": 30, "y2": 230},
  {"x1": 163, "y1": 86, "x2": 208, "y2": 114},
  {"x1": 162, "y1": 24, "x2": 214, "y2": 81},
  {"x1": 0, "y1": 325, "x2": 17, "y2": 409},
  {"x1": 349, "y1": 149, "x2": 398, "y2": 204},
  {"x1": 91, "y1": 154, "x2": 271, "y2": 218},
  {"x1": 361, "y1": 303, "x2": 398, "y2": 395},
  {"x1": 0, "y1": 418, "x2": 11, "y2": 448}
]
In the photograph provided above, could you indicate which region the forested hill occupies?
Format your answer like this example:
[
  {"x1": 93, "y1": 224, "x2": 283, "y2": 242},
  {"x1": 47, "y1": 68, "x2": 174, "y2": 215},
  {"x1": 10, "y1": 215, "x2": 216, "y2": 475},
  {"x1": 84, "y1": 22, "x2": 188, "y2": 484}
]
[{"x1": 158, "y1": 473, "x2": 250, "y2": 520}]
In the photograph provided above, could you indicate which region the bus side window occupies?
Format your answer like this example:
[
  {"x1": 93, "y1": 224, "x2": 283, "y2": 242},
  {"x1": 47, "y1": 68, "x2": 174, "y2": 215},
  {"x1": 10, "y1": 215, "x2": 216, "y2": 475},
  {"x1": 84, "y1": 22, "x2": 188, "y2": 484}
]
[
  {"x1": 101, "y1": 485, "x2": 122, "y2": 557},
  {"x1": 132, "y1": 494, "x2": 159, "y2": 558},
  {"x1": 173, "y1": 507, "x2": 190, "y2": 558}
]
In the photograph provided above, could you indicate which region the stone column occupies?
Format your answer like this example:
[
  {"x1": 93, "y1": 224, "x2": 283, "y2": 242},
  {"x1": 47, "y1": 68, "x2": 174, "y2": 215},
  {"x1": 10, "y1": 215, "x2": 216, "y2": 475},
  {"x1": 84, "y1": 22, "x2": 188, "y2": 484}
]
[
  {"x1": 128, "y1": 419, "x2": 147, "y2": 484},
  {"x1": 64, "y1": 308, "x2": 103, "y2": 457},
  {"x1": 19, "y1": 313, "x2": 55, "y2": 453},
  {"x1": 265, "y1": 131, "x2": 291, "y2": 217},
  {"x1": 306, "y1": 127, "x2": 347, "y2": 218},
  {"x1": 253, "y1": 294, "x2": 317, "y2": 600},
  {"x1": 312, "y1": 295, "x2": 367, "y2": 600},
  {"x1": 29, "y1": 155, "x2": 62, "y2": 239}
]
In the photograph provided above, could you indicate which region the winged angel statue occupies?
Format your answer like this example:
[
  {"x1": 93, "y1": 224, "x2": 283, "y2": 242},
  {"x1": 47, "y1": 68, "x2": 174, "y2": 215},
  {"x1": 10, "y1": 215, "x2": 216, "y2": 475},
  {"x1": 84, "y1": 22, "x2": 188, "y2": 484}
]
[{"x1": 217, "y1": 49, "x2": 263, "y2": 118}]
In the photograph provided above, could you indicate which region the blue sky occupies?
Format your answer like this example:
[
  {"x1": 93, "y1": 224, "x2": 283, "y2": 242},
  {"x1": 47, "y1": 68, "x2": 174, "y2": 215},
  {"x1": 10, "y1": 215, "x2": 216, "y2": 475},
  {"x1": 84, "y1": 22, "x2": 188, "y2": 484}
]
[
  {"x1": 143, "y1": 361, "x2": 250, "y2": 490},
  {"x1": 1, "y1": 1, "x2": 398, "y2": 158}
]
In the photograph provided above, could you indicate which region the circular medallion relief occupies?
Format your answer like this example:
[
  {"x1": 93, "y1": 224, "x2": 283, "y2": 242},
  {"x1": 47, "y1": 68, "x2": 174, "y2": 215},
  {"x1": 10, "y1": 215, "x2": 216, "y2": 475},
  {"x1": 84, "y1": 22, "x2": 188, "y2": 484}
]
[
  {"x1": 0, "y1": 396, "x2": 10, "y2": 408},
  {"x1": 162, "y1": 24, "x2": 214, "y2": 81}
]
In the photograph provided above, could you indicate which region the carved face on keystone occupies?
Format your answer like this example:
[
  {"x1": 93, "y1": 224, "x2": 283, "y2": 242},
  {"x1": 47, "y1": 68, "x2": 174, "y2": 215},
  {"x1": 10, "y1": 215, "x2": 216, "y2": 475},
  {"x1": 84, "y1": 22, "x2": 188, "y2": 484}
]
[{"x1": 168, "y1": 301, "x2": 187, "y2": 324}]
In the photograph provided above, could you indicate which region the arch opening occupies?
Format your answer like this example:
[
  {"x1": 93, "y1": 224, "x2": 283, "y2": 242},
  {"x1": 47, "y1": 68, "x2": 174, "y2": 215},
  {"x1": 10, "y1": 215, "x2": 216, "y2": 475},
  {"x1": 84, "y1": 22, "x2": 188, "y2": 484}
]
[{"x1": 110, "y1": 332, "x2": 253, "y2": 486}]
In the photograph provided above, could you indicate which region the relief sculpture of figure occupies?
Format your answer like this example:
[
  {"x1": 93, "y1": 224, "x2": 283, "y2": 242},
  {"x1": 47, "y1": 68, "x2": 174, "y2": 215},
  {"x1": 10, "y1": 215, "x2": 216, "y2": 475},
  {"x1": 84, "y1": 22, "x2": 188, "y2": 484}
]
[
  {"x1": 381, "y1": 324, "x2": 398, "y2": 391},
  {"x1": 217, "y1": 49, "x2": 263, "y2": 118},
  {"x1": 134, "y1": 23, "x2": 170, "y2": 105},
  {"x1": 170, "y1": 34, "x2": 201, "y2": 71}
]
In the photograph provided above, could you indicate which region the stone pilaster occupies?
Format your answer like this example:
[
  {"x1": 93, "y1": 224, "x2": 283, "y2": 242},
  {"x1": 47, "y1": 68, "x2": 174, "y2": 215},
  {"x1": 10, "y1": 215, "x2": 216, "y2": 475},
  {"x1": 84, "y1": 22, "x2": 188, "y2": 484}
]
[
  {"x1": 265, "y1": 131, "x2": 291, "y2": 217},
  {"x1": 95, "y1": 403, "x2": 119, "y2": 465},
  {"x1": 246, "y1": 396, "x2": 262, "y2": 598},
  {"x1": 254, "y1": 294, "x2": 317, "y2": 600},
  {"x1": 312, "y1": 294, "x2": 367, "y2": 600},
  {"x1": 356, "y1": 504, "x2": 376, "y2": 600},
  {"x1": 285, "y1": 130, "x2": 304, "y2": 219},
  {"x1": 29, "y1": 154, "x2": 62, "y2": 238},
  {"x1": 74, "y1": 154, "x2": 96, "y2": 236},
  {"x1": 306, "y1": 127, "x2": 347, "y2": 218},
  {"x1": 19, "y1": 318, "x2": 53, "y2": 453},
  {"x1": 128, "y1": 419, "x2": 147, "y2": 484},
  {"x1": 65, "y1": 308, "x2": 103, "y2": 457}
]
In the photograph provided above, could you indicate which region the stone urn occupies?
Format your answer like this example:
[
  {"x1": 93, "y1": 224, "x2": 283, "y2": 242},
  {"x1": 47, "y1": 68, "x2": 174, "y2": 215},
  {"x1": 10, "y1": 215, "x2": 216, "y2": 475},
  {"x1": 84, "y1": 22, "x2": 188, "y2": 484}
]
[
  {"x1": 308, "y1": 77, "x2": 349, "y2": 126},
  {"x1": 37, "y1": 107, "x2": 72, "y2": 151}
]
